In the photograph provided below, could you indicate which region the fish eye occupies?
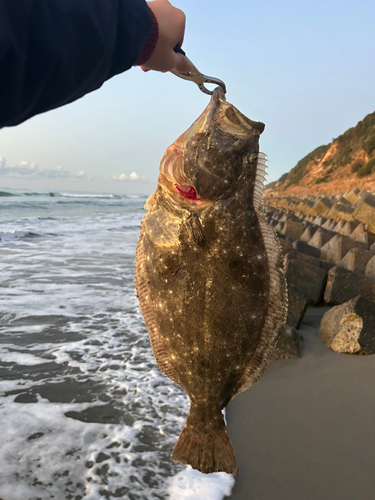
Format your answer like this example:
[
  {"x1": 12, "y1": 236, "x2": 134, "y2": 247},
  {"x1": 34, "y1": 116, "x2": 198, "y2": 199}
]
[{"x1": 248, "y1": 153, "x2": 258, "y2": 163}]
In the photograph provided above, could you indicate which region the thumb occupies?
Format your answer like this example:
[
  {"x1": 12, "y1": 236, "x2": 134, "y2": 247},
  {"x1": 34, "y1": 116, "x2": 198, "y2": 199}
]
[{"x1": 172, "y1": 52, "x2": 191, "y2": 73}]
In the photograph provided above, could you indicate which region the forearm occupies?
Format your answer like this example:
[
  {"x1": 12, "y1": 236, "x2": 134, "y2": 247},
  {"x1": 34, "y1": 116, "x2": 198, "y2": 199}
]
[{"x1": 0, "y1": 0, "x2": 152, "y2": 128}]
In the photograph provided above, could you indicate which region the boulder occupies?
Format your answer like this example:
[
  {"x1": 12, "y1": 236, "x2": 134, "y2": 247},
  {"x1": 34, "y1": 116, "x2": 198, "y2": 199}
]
[
  {"x1": 318, "y1": 296, "x2": 375, "y2": 354},
  {"x1": 285, "y1": 259, "x2": 327, "y2": 305},
  {"x1": 286, "y1": 286, "x2": 308, "y2": 329},
  {"x1": 272, "y1": 325, "x2": 304, "y2": 360},
  {"x1": 324, "y1": 266, "x2": 375, "y2": 305},
  {"x1": 320, "y1": 234, "x2": 366, "y2": 264},
  {"x1": 292, "y1": 240, "x2": 321, "y2": 258},
  {"x1": 338, "y1": 247, "x2": 375, "y2": 274},
  {"x1": 365, "y1": 255, "x2": 375, "y2": 277},
  {"x1": 353, "y1": 193, "x2": 375, "y2": 233},
  {"x1": 308, "y1": 228, "x2": 335, "y2": 249}
]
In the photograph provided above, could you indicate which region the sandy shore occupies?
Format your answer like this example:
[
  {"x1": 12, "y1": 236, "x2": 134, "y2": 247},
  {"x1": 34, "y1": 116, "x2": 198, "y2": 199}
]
[{"x1": 226, "y1": 306, "x2": 375, "y2": 500}]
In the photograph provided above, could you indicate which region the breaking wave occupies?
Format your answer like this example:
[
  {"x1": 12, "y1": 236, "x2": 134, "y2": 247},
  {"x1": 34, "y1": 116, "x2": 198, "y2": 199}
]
[
  {"x1": 0, "y1": 191, "x2": 16, "y2": 197},
  {"x1": 0, "y1": 230, "x2": 42, "y2": 242}
]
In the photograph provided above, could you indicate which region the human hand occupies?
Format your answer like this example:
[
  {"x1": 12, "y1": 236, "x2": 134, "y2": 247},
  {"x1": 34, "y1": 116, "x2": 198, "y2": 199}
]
[{"x1": 142, "y1": 0, "x2": 190, "y2": 73}]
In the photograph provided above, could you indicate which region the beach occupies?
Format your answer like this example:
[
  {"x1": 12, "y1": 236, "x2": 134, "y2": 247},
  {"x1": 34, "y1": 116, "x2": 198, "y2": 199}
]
[{"x1": 226, "y1": 306, "x2": 375, "y2": 500}]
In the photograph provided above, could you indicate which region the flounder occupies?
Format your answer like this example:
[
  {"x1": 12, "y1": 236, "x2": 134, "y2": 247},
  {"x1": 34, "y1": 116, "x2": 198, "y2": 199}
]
[{"x1": 135, "y1": 87, "x2": 287, "y2": 475}]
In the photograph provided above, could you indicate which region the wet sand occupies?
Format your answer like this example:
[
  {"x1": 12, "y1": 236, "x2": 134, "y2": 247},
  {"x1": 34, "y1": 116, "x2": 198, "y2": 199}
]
[{"x1": 226, "y1": 306, "x2": 375, "y2": 500}]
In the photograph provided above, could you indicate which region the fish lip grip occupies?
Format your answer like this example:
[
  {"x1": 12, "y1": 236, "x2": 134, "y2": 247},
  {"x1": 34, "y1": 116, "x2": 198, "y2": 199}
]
[{"x1": 171, "y1": 46, "x2": 226, "y2": 96}]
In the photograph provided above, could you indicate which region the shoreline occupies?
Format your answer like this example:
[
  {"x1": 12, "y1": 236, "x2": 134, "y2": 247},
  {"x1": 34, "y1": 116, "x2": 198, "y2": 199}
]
[{"x1": 226, "y1": 306, "x2": 375, "y2": 500}]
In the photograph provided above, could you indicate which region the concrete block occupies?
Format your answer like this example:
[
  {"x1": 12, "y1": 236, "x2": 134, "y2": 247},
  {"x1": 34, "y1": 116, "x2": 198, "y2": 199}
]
[
  {"x1": 286, "y1": 286, "x2": 308, "y2": 329},
  {"x1": 324, "y1": 266, "x2": 375, "y2": 305},
  {"x1": 365, "y1": 255, "x2": 375, "y2": 278},
  {"x1": 318, "y1": 296, "x2": 375, "y2": 354},
  {"x1": 292, "y1": 240, "x2": 321, "y2": 258},
  {"x1": 353, "y1": 193, "x2": 375, "y2": 233},
  {"x1": 300, "y1": 225, "x2": 318, "y2": 243},
  {"x1": 285, "y1": 259, "x2": 327, "y2": 305},
  {"x1": 322, "y1": 218, "x2": 336, "y2": 231},
  {"x1": 320, "y1": 234, "x2": 366, "y2": 264},
  {"x1": 338, "y1": 248, "x2": 375, "y2": 274},
  {"x1": 272, "y1": 325, "x2": 304, "y2": 360},
  {"x1": 280, "y1": 220, "x2": 305, "y2": 240},
  {"x1": 308, "y1": 228, "x2": 335, "y2": 249}
]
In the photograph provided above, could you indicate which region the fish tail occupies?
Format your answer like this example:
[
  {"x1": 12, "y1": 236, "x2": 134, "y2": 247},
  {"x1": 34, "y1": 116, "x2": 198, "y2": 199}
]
[{"x1": 172, "y1": 408, "x2": 238, "y2": 475}]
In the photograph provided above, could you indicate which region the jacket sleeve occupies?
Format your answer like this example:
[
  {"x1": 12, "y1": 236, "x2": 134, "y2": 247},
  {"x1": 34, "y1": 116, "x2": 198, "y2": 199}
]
[{"x1": 0, "y1": 0, "x2": 152, "y2": 128}]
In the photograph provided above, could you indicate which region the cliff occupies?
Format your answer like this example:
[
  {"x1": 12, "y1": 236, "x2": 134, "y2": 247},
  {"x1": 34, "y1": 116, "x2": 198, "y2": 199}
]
[{"x1": 267, "y1": 111, "x2": 375, "y2": 195}]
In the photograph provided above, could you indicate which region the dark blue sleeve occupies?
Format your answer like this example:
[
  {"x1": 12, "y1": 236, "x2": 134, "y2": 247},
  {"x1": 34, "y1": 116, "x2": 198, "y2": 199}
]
[{"x1": 0, "y1": 0, "x2": 152, "y2": 128}]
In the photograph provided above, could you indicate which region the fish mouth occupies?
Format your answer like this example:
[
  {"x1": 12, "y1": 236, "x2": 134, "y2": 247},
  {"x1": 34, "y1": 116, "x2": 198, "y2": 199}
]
[{"x1": 174, "y1": 184, "x2": 202, "y2": 201}]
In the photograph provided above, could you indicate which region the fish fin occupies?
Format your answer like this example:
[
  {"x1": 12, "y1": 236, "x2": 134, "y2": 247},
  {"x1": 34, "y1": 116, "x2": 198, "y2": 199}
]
[
  {"x1": 172, "y1": 409, "x2": 237, "y2": 475},
  {"x1": 233, "y1": 153, "x2": 287, "y2": 397},
  {"x1": 135, "y1": 233, "x2": 184, "y2": 389},
  {"x1": 144, "y1": 192, "x2": 157, "y2": 212},
  {"x1": 185, "y1": 212, "x2": 205, "y2": 246}
]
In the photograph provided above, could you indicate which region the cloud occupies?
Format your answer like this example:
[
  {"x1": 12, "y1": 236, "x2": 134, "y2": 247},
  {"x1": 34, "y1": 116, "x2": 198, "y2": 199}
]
[
  {"x1": 113, "y1": 173, "x2": 128, "y2": 181},
  {"x1": 0, "y1": 155, "x2": 88, "y2": 180},
  {"x1": 129, "y1": 172, "x2": 139, "y2": 181},
  {"x1": 113, "y1": 171, "x2": 143, "y2": 182}
]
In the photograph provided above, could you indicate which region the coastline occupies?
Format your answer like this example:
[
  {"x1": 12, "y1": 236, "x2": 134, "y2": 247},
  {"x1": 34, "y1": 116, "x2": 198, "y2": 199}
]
[{"x1": 226, "y1": 306, "x2": 375, "y2": 500}]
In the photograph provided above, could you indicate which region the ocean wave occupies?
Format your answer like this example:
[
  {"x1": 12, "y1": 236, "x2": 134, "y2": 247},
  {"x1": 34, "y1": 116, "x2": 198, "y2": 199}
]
[
  {"x1": 0, "y1": 191, "x2": 16, "y2": 197},
  {"x1": 0, "y1": 230, "x2": 42, "y2": 242},
  {"x1": 22, "y1": 192, "x2": 56, "y2": 197},
  {"x1": 0, "y1": 190, "x2": 148, "y2": 200},
  {"x1": 59, "y1": 192, "x2": 119, "y2": 199}
]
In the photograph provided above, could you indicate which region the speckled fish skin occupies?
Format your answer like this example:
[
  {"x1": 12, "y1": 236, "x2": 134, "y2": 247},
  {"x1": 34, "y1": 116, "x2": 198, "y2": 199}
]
[{"x1": 135, "y1": 88, "x2": 287, "y2": 475}]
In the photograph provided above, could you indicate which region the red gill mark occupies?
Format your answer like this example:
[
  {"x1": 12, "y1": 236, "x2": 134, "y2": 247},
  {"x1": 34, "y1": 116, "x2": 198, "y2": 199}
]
[{"x1": 174, "y1": 184, "x2": 201, "y2": 201}]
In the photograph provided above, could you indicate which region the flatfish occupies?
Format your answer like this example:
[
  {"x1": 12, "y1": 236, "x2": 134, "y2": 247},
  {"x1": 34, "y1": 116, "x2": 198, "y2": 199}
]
[{"x1": 135, "y1": 87, "x2": 287, "y2": 475}]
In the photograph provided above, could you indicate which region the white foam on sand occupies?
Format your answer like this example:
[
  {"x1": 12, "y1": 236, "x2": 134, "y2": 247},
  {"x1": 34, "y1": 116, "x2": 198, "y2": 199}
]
[
  {"x1": 167, "y1": 467, "x2": 235, "y2": 499},
  {"x1": 0, "y1": 349, "x2": 49, "y2": 365}
]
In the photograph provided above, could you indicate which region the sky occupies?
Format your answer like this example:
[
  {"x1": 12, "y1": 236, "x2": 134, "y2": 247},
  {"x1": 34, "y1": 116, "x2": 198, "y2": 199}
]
[{"x1": 1, "y1": 0, "x2": 375, "y2": 195}]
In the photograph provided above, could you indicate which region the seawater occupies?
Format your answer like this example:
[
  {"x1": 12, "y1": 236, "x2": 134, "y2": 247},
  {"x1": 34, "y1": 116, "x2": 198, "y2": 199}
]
[{"x1": 0, "y1": 189, "x2": 234, "y2": 500}]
